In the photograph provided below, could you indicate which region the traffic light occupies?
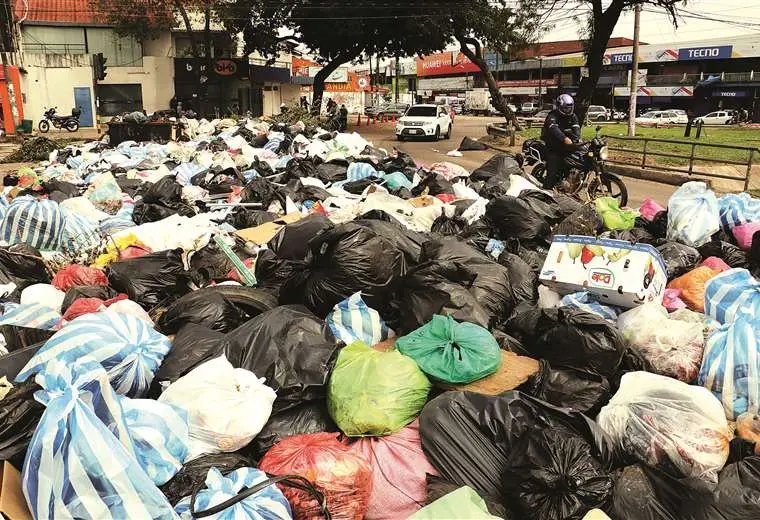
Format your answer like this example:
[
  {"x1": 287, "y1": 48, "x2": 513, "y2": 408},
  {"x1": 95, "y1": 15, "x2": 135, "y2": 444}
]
[{"x1": 93, "y1": 53, "x2": 107, "y2": 81}]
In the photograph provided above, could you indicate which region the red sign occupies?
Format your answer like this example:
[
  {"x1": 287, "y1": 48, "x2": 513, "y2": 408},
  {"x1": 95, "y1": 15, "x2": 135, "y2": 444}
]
[
  {"x1": 214, "y1": 59, "x2": 237, "y2": 76},
  {"x1": 496, "y1": 78, "x2": 558, "y2": 88},
  {"x1": 416, "y1": 51, "x2": 480, "y2": 77}
]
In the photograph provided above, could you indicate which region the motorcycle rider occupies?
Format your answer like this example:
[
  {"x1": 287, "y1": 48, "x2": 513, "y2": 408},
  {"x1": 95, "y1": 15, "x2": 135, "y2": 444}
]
[{"x1": 541, "y1": 93, "x2": 581, "y2": 189}]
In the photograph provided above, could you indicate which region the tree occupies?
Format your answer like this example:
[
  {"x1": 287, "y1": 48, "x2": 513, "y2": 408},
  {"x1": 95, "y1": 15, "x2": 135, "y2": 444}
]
[
  {"x1": 447, "y1": 0, "x2": 554, "y2": 128},
  {"x1": 574, "y1": 0, "x2": 684, "y2": 123}
]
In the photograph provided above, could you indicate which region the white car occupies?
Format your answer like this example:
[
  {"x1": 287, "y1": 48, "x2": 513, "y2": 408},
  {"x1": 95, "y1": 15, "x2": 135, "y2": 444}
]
[
  {"x1": 396, "y1": 104, "x2": 452, "y2": 141},
  {"x1": 521, "y1": 102, "x2": 539, "y2": 114},
  {"x1": 695, "y1": 111, "x2": 735, "y2": 125},
  {"x1": 587, "y1": 105, "x2": 609, "y2": 122},
  {"x1": 634, "y1": 110, "x2": 683, "y2": 125}
]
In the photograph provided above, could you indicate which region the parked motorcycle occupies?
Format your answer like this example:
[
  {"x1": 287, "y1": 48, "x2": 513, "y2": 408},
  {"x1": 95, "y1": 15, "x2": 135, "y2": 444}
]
[
  {"x1": 39, "y1": 107, "x2": 81, "y2": 133},
  {"x1": 521, "y1": 125, "x2": 628, "y2": 207}
]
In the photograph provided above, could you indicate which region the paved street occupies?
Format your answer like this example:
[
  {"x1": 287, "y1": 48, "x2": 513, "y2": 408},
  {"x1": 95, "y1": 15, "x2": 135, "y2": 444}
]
[{"x1": 352, "y1": 114, "x2": 678, "y2": 208}]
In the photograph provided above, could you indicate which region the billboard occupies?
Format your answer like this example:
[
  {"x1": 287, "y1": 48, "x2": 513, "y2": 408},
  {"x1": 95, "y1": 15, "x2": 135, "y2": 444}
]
[
  {"x1": 416, "y1": 51, "x2": 480, "y2": 77},
  {"x1": 308, "y1": 67, "x2": 348, "y2": 83},
  {"x1": 678, "y1": 45, "x2": 733, "y2": 61},
  {"x1": 614, "y1": 86, "x2": 694, "y2": 97}
]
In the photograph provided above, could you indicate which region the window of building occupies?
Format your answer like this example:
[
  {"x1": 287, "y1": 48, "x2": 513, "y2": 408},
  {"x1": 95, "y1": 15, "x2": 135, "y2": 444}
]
[
  {"x1": 86, "y1": 28, "x2": 142, "y2": 67},
  {"x1": 96, "y1": 84, "x2": 143, "y2": 116},
  {"x1": 23, "y1": 26, "x2": 86, "y2": 54}
]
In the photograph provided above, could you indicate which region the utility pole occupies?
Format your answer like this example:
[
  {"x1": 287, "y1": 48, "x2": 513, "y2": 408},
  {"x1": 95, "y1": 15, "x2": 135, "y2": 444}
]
[
  {"x1": 394, "y1": 54, "x2": 400, "y2": 103},
  {"x1": 0, "y1": 0, "x2": 18, "y2": 134},
  {"x1": 628, "y1": 2, "x2": 642, "y2": 137}
]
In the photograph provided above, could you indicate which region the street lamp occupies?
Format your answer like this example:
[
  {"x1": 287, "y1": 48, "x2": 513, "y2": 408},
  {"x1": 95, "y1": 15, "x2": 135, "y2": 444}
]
[{"x1": 537, "y1": 56, "x2": 545, "y2": 107}]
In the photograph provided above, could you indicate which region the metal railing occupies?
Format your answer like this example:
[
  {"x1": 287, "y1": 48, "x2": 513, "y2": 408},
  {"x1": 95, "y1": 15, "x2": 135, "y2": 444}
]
[
  {"x1": 604, "y1": 135, "x2": 758, "y2": 191},
  {"x1": 24, "y1": 42, "x2": 87, "y2": 54}
]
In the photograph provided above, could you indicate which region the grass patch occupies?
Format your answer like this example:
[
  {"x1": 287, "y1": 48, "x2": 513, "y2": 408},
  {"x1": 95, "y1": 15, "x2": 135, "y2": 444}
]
[{"x1": 519, "y1": 123, "x2": 760, "y2": 169}]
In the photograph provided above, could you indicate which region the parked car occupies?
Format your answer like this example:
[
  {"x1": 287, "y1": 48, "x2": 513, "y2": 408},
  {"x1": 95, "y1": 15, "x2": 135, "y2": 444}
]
[
  {"x1": 586, "y1": 105, "x2": 609, "y2": 122},
  {"x1": 634, "y1": 110, "x2": 682, "y2": 125},
  {"x1": 396, "y1": 104, "x2": 453, "y2": 141},
  {"x1": 522, "y1": 109, "x2": 551, "y2": 125},
  {"x1": 694, "y1": 110, "x2": 736, "y2": 125},
  {"x1": 612, "y1": 109, "x2": 626, "y2": 120},
  {"x1": 520, "y1": 102, "x2": 539, "y2": 114},
  {"x1": 489, "y1": 103, "x2": 518, "y2": 116},
  {"x1": 366, "y1": 103, "x2": 409, "y2": 119}
]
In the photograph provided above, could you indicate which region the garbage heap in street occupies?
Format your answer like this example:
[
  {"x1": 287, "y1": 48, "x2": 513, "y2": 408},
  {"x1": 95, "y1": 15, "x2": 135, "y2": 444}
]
[{"x1": 0, "y1": 115, "x2": 759, "y2": 520}]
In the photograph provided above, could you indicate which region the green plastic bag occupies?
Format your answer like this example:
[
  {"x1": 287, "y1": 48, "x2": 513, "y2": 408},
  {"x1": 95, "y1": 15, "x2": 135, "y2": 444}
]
[
  {"x1": 595, "y1": 196, "x2": 638, "y2": 231},
  {"x1": 327, "y1": 341, "x2": 431, "y2": 436},
  {"x1": 409, "y1": 486, "x2": 502, "y2": 520},
  {"x1": 396, "y1": 315, "x2": 501, "y2": 384}
]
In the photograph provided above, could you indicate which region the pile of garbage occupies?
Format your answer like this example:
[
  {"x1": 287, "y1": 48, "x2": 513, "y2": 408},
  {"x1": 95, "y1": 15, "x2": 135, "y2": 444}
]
[{"x1": 0, "y1": 114, "x2": 759, "y2": 520}]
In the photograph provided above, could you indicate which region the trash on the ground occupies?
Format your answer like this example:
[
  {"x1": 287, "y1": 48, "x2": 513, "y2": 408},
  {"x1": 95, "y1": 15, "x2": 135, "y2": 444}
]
[{"x1": 0, "y1": 114, "x2": 758, "y2": 519}]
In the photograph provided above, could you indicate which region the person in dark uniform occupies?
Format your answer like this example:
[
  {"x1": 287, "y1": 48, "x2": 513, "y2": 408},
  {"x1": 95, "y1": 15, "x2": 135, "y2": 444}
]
[
  {"x1": 338, "y1": 104, "x2": 348, "y2": 132},
  {"x1": 541, "y1": 94, "x2": 581, "y2": 189}
]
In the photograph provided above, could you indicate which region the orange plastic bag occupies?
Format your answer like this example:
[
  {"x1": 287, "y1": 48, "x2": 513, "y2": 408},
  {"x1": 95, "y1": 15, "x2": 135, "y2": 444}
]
[
  {"x1": 667, "y1": 266, "x2": 721, "y2": 312},
  {"x1": 259, "y1": 432, "x2": 372, "y2": 520}
]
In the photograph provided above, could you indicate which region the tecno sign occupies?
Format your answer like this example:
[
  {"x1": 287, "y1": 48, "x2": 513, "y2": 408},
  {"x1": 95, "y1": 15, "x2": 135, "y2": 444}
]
[{"x1": 678, "y1": 45, "x2": 733, "y2": 61}]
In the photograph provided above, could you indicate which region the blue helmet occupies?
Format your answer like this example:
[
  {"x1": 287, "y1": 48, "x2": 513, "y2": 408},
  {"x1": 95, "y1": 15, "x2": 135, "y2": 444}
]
[{"x1": 556, "y1": 94, "x2": 575, "y2": 115}]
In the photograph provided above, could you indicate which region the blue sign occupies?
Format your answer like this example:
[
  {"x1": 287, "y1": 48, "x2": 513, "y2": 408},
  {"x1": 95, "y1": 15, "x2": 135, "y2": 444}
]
[
  {"x1": 485, "y1": 52, "x2": 498, "y2": 70},
  {"x1": 611, "y1": 53, "x2": 633, "y2": 64},
  {"x1": 679, "y1": 45, "x2": 733, "y2": 61},
  {"x1": 712, "y1": 90, "x2": 748, "y2": 98}
]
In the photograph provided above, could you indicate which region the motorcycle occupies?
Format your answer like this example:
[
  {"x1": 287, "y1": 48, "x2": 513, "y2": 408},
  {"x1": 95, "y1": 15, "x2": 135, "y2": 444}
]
[
  {"x1": 39, "y1": 107, "x2": 81, "y2": 133},
  {"x1": 521, "y1": 125, "x2": 628, "y2": 207}
]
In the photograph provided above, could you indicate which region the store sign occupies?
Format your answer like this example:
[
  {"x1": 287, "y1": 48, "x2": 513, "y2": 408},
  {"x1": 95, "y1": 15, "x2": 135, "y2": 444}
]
[
  {"x1": 416, "y1": 51, "x2": 479, "y2": 77},
  {"x1": 214, "y1": 59, "x2": 237, "y2": 76},
  {"x1": 308, "y1": 67, "x2": 348, "y2": 83},
  {"x1": 418, "y1": 76, "x2": 471, "y2": 90},
  {"x1": 678, "y1": 45, "x2": 733, "y2": 61},
  {"x1": 614, "y1": 85, "x2": 694, "y2": 97},
  {"x1": 399, "y1": 61, "x2": 417, "y2": 76},
  {"x1": 609, "y1": 53, "x2": 633, "y2": 65},
  {"x1": 496, "y1": 78, "x2": 558, "y2": 87},
  {"x1": 499, "y1": 86, "x2": 549, "y2": 95},
  {"x1": 713, "y1": 90, "x2": 748, "y2": 97}
]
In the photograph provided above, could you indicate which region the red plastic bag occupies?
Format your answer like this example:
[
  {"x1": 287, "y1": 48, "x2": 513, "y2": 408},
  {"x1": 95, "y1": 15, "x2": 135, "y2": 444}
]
[
  {"x1": 120, "y1": 245, "x2": 152, "y2": 260},
  {"x1": 259, "y1": 432, "x2": 372, "y2": 520},
  {"x1": 62, "y1": 297, "x2": 107, "y2": 322},
  {"x1": 350, "y1": 419, "x2": 437, "y2": 520},
  {"x1": 700, "y1": 256, "x2": 731, "y2": 273},
  {"x1": 52, "y1": 265, "x2": 108, "y2": 291}
]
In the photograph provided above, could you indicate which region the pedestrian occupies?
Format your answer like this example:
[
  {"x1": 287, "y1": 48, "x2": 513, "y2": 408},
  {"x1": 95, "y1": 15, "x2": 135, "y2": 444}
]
[
  {"x1": 339, "y1": 104, "x2": 348, "y2": 132},
  {"x1": 300, "y1": 96, "x2": 309, "y2": 110}
]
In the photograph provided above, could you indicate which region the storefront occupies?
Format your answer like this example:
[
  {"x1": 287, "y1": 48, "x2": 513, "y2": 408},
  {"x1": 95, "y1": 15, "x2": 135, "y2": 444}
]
[{"x1": 174, "y1": 58, "x2": 251, "y2": 117}]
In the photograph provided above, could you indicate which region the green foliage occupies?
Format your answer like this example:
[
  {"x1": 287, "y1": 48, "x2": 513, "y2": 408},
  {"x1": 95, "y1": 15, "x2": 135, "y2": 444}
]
[{"x1": 90, "y1": 0, "x2": 175, "y2": 41}]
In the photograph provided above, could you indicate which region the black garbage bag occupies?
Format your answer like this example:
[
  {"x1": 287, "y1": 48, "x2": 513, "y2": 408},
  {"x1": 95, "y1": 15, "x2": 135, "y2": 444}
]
[
  {"x1": 398, "y1": 260, "x2": 492, "y2": 332},
  {"x1": 225, "y1": 305, "x2": 340, "y2": 413},
  {"x1": 486, "y1": 196, "x2": 552, "y2": 246},
  {"x1": 519, "y1": 190, "x2": 565, "y2": 226},
  {"x1": 225, "y1": 209, "x2": 277, "y2": 229},
  {"x1": 0, "y1": 381, "x2": 44, "y2": 466},
  {"x1": 458, "y1": 136, "x2": 489, "y2": 151},
  {"x1": 132, "y1": 200, "x2": 195, "y2": 224},
  {"x1": 503, "y1": 428, "x2": 614, "y2": 519},
  {"x1": 244, "y1": 401, "x2": 338, "y2": 461},
  {"x1": 156, "y1": 290, "x2": 250, "y2": 335},
  {"x1": 142, "y1": 176, "x2": 183, "y2": 204},
  {"x1": 0, "y1": 342, "x2": 42, "y2": 379},
  {"x1": 315, "y1": 162, "x2": 348, "y2": 183},
  {"x1": 240, "y1": 176, "x2": 278, "y2": 207},
  {"x1": 450, "y1": 199, "x2": 475, "y2": 216},
  {"x1": 698, "y1": 240, "x2": 750, "y2": 269},
  {"x1": 751, "y1": 233, "x2": 760, "y2": 277},
  {"x1": 471, "y1": 153, "x2": 523, "y2": 182},
  {"x1": 430, "y1": 214, "x2": 468, "y2": 236},
  {"x1": 61, "y1": 285, "x2": 119, "y2": 314},
  {"x1": 284, "y1": 158, "x2": 316, "y2": 179},
  {"x1": 496, "y1": 251, "x2": 538, "y2": 306},
  {"x1": 658, "y1": 241, "x2": 702, "y2": 279},
  {"x1": 280, "y1": 223, "x2": 405, "y2": 317},
  {"x1": 0, "y1": 244, "x2": 51, "y2": 300},
  {"x1": 254, "y1": 249, "x2": 308, "y2": 298},
  {"x1": 159, "y1": 453, "x2": 251, "y2": 506},
  {"x1": 556, "y1": 204, "x2": 602, "y2": 237},
  {"x1": 519, "y1": 360, "x2": 612, "y2": 416},
  {"x1": 269, "y1": 215, "x2": 333, "y2": 261},
  {"x1": 551, "y1": 192, "x2": 584, "y2": 219},
  {"x1": 521, "y1": 307, "x2": 625, "y2": 377},
  {"x1": 43, "y1": 179, "x2": 80, "y2": 199},
  {"x1": 426, "y1": 474, "x2": 515, "y2": 519},
  {"x1": 342, "y1": 177, "x2": 381, "y2": 195},
  {"x1": 149, "y1": 324, "x2": 231, "y2": 398},
  {"x1": 107, "y1": 249, "x2": 190, "y2": 310},
  {"x1": 381, "y1": 151, "x2": 416, "y2": 174},
  {"x1": 603, "y1": 227, "x2": 657, "y2": 244},
  {"x1": 291, "y1": 182, "x2": 332, "y2": 204},
  {"x1": 421, "y1": 237, "x2": 515, "y2": 326},
  {"x1": 644, "y1": 210, "x2": 669, "y2": 239},
  {"x1": 419, "y1": 391, "x2": 613, "y2": 501},
  {"x1": 411, "y1": 173, "x2": 454, "y2": 196},
  {"x1": 460, "y1": 217, "x2": 498, "y2": 253},
  {"x1": 478, "y1": 174, "x2": 511, "y2": 199},
  {"x1": 353, "y1": 219, "x2": 425, "y2": 267},
  {"x1": 0, "y1": 325, "x2": 53, "y2": 354}
]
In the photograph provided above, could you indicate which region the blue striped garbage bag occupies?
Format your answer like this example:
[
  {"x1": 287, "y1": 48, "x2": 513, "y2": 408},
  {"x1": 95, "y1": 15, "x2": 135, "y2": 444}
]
[
  {"x1": 0, "y1": 302, "x2": 60, "y2": 330},
  {"x1": 16, "y1": 311, "x2": 171, "y2": 398},
  {"x1": 698, "y1": 313, "x2": 760, "y2": 420},
  {"x1": 120, "y1": 396, "x2": 190, "y2": 486},
  {"x1": 0, "y1": 196, "x2": 64, "y2": 251},
  {"x1": 667, "y1": 181, "x2": 720, "y2": 248},
  {"x1": 326, "y1": 292, "x2": 394, "y2": 346},
  {"x1": 705, "y1": 268, "x2": 760, "y2": 325},
  {"x1": 561, "y1": 292, "x2": 622, "y2": 324},
  {"x1": 60, "y1": 207, "x2": 102, "y2": 253},
  {"x1": 718, "y1": 192, "x2": 760, "y2": 230},
  {"x1": 174, "y1": 467, "x2": 292, "y2": 520},
  {"x1": 21, "y1": 356, "x2": 176, "y2": 520}
]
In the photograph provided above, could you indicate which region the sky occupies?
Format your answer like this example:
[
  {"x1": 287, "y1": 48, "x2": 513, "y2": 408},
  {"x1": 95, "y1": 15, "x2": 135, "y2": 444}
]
[{"x1": 541, "y1": 0, "x2": 760, "y2": 44}]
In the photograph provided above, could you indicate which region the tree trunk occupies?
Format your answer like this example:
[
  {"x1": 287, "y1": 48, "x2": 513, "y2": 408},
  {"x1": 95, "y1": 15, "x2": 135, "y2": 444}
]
[
  {"x1": 174, "y1": 0, "x2": 199, "y2": 58},
  {"x1": 457, "y1": 37, "x2": 522, "y2": 130},
  {"x1": 311, "y1": 51, "x2": 356, "y2": 116},
  {"x1": 575, "y1": 3, "x2": 624, "y2": 124}
]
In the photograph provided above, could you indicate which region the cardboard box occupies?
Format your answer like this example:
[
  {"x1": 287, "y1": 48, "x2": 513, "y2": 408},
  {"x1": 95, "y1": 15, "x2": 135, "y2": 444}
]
[
  {"x1": 437, "y1": 351, "x2": 540, "y2": 395},
  {"x1": 234, "y1": 212, "x2": 304, "y2": 245},
  {"x1": 0, "y1": 461, "x2": 32, "y2": 520},
  {"x1": 539, "y1": 235, "x2": 667, "y2": 309}
]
